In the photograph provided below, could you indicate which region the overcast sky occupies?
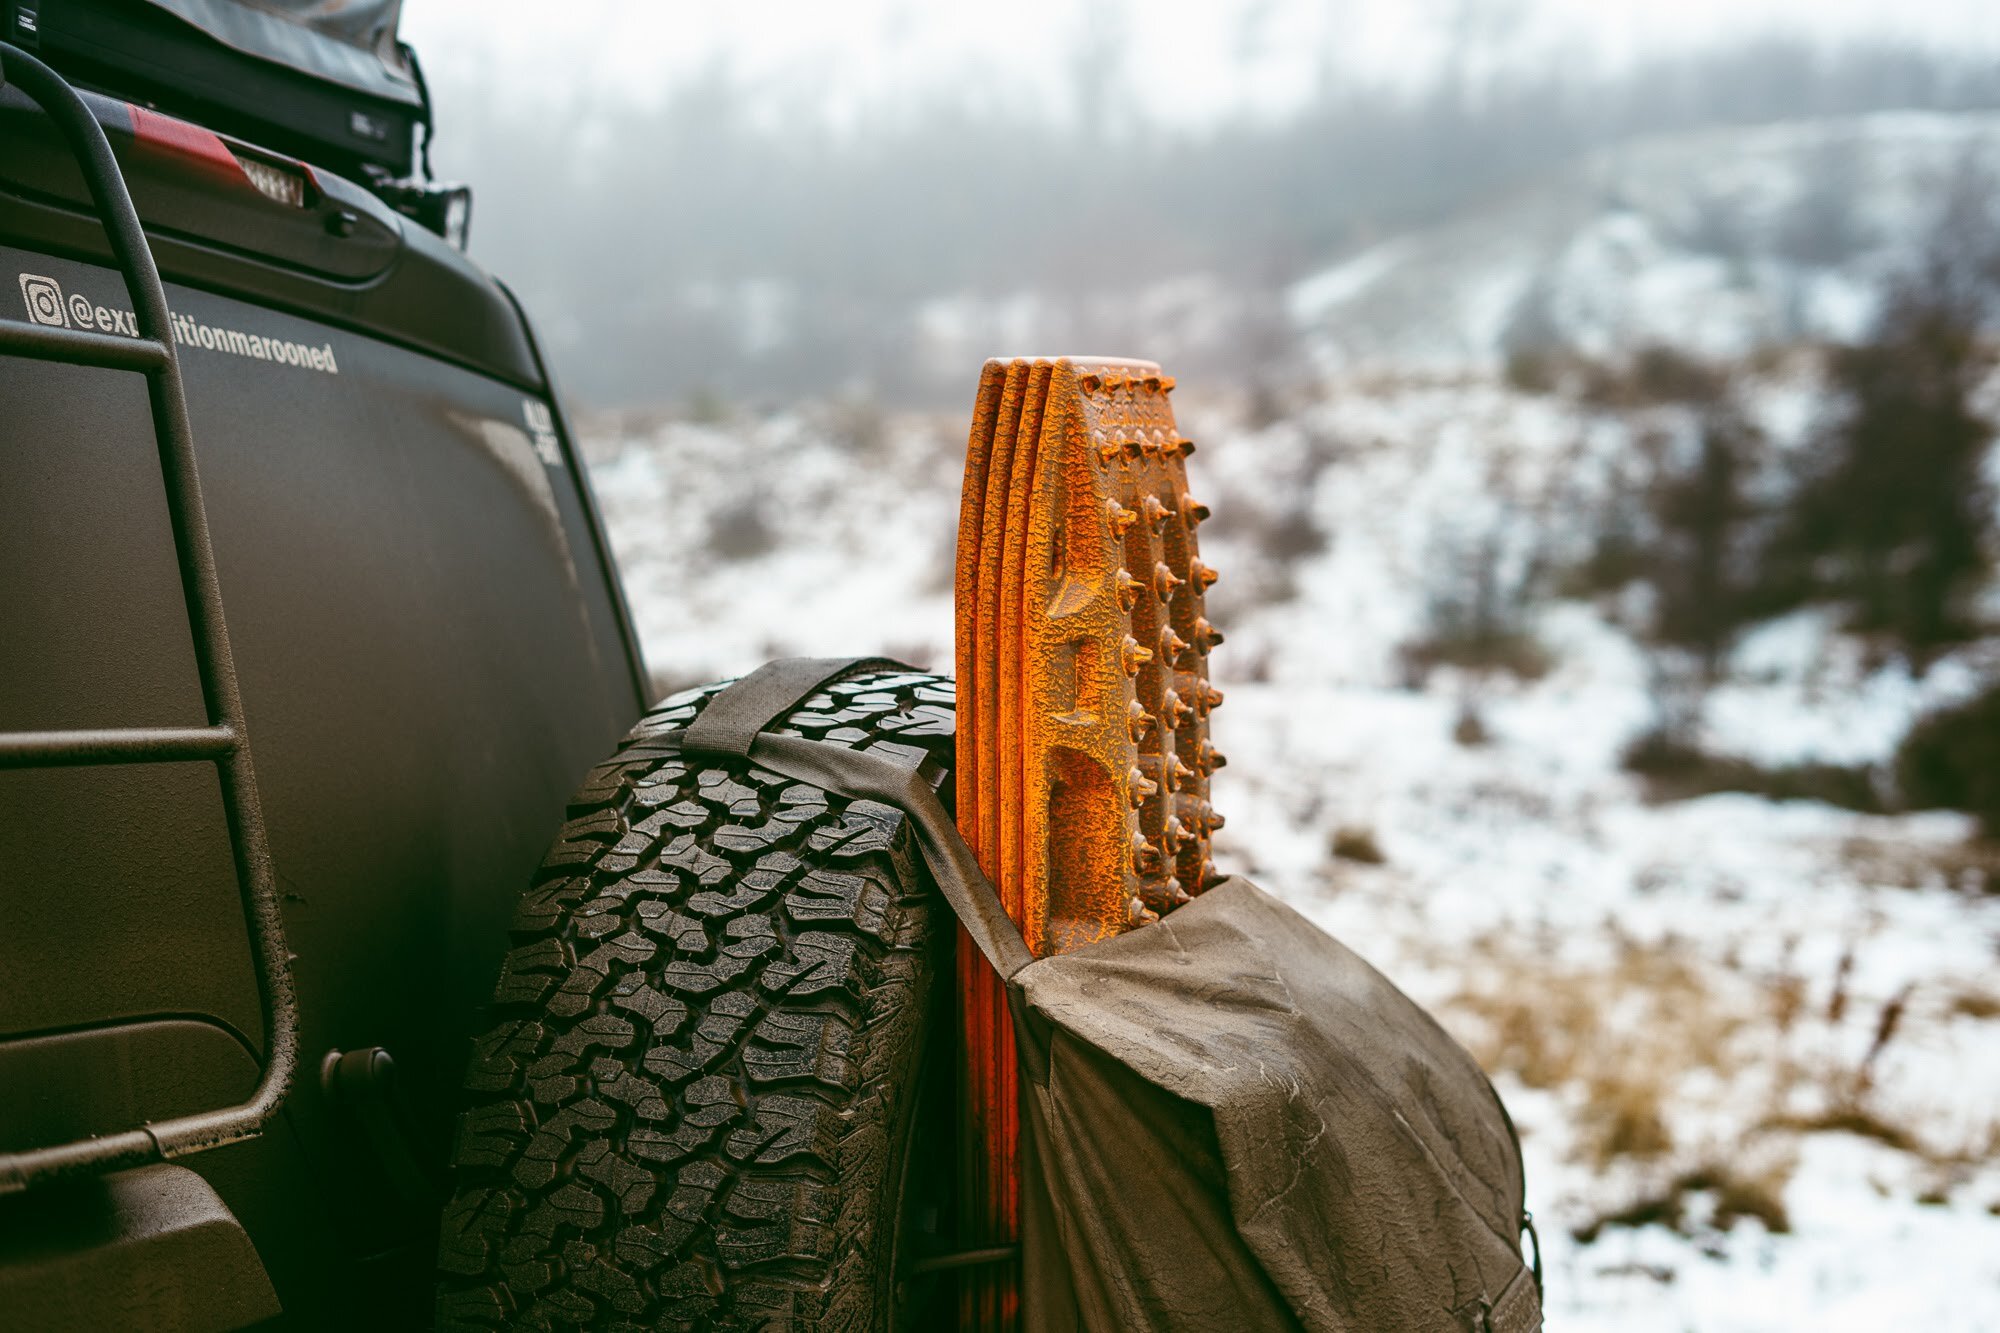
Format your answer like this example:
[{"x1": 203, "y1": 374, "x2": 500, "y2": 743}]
[{"x1": 403, "y1": 0, "x2": 2000, "y2": 126}]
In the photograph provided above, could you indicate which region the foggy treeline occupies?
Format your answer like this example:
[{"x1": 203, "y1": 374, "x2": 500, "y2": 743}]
[{"x1": 431, "y1": 36, "x2": 2000, "y2": 407}]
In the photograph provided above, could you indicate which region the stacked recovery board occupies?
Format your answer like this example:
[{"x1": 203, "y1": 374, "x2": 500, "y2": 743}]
[{"x1": 952, "y1": 357, "x2": 1224, "y2": 1329}]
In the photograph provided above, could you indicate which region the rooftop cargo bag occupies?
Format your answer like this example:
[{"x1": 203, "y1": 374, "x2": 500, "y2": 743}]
[
  {"x1": 675, "y1": 658, "x2": 1544, "y2": 1333},
  {"x1": 10, "y1": 0, "x2": 427, "y2": 177}
]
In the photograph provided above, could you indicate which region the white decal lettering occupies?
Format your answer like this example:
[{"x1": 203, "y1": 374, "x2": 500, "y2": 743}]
[{"x1": 14, "y1": 271, "x2": 341, "y2": 375}]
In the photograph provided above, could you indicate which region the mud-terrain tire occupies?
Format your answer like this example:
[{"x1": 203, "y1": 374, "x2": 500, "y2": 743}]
[{"x1": 437, "y1": 667, "x2": 959, "y2": 1331}]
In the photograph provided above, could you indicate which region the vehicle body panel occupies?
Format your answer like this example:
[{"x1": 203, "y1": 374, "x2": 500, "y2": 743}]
[{"x1": 0, "y1": 100, "x2": 647, "y2": 1319}]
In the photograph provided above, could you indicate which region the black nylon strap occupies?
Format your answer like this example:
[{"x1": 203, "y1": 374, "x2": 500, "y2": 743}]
[
  {"x1": 754, "y1": 733, "x2": 1036, "y2": 982},
  {"x1": 680, "y1": 656, "x2": 902, "y2": 757}
]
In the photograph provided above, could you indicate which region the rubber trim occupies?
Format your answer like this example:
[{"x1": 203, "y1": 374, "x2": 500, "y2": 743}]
[{"x1": 494, "y1": 275, "x2": 651, "y2": 715}]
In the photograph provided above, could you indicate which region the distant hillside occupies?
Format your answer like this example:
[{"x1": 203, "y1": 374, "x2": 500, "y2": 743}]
[{"x1": 1288, "y1": 112, "x2": 2000, "y2": 373}]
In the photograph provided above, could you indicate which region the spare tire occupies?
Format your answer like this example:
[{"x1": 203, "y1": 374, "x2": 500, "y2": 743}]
[{"x1": 437, "y1": 667, "x2": 961, "y2": 1330}]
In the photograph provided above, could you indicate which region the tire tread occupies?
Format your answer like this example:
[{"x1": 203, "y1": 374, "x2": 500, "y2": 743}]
[{"x1": 438, "y1": 670, "x2": 956, "y2": 1331}]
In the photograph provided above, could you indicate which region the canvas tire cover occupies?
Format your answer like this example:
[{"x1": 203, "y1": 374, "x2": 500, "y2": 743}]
[
  {"x1": 1014, "y1": 880, "x2": 1539, "y2": 1333},
  {"x1": 674, "y1": 659, "x2": 1542, "y2": 1333}
]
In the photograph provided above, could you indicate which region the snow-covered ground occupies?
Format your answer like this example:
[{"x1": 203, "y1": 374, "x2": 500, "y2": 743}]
[{"x1": 583, "y1": 364, "x2": 2000, "y2": 1327}]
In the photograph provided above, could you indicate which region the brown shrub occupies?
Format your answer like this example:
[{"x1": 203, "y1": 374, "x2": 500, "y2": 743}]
[
  {"x1": 1948, "y1": 988, "x2": 2000, "y2": 1021},
  {"x1": 1764, "y1": 1103, "x2": 1922, "y2": 1156},
  {"x1": 1622, "y1": 729, "x2": 1884, "y2": 812},
  {"x1": 1571, "y1": 1161, "x2": 1794, "y2": 1243},
  {"x1": 1329, "y1": 825, "x2": 1387, "y2": 865}
]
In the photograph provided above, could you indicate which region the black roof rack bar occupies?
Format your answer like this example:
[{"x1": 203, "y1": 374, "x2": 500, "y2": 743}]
[{"x1": 0, "y1": 39, "x2": 300, "y2": 1194}]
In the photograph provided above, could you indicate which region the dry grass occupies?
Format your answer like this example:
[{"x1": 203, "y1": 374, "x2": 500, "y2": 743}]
[
  {"x1": 1447, "y1": 933, "x2": 1738, "y2": 1170},
  {"x1": 1835, "y1": 834, "x2": 2000, "y2": 894},
  {"x1": 1398, "y1": 626, "x2": 1554, "y2": 686},
  {"x1": 1442, "y1": 928, "x2": 1973, "y2": 1203},
  {"x1": 1460, "y1": 778, "x2": 1560, "y2": 823},
  {"x1": 1767, "y1": 969, "x2": 1808, "y2": 1034}
]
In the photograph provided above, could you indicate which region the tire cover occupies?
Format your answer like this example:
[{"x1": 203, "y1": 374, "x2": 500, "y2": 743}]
[{"x1": 1014, "y1": 881, "x2": 1540, "y2": 1333}]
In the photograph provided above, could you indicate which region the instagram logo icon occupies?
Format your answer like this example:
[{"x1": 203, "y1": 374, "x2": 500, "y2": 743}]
[{"x1": 18, "y1": 273, "x2": 68, "y2": 327}]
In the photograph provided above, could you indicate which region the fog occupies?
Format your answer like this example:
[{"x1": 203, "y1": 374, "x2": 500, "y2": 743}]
[{"x1": 405, "y1": 1, "x2": 2000, "y2": 407}]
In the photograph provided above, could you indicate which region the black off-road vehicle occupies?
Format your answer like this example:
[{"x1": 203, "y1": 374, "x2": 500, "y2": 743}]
[{"x1": 0, "y1": 4, "x2": 969, "y2": 1326}]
